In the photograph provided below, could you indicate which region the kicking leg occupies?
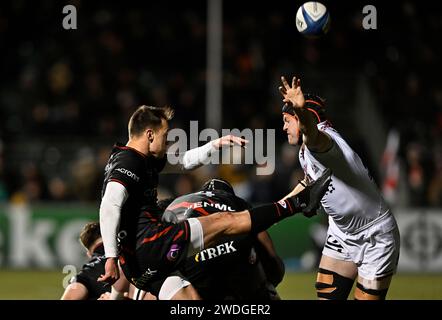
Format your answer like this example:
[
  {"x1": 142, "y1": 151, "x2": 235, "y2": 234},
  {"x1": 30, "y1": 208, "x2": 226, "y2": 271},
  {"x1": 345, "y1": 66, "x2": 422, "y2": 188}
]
[{"x1": 191, "y1": 168, "x2": 332, "y2": 250}]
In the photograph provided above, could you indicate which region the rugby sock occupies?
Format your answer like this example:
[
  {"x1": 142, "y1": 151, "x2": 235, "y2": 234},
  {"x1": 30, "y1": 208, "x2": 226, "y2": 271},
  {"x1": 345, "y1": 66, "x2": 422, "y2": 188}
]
[{"x1": 249, "y1": 197, "x2": 302, "y2": 234}]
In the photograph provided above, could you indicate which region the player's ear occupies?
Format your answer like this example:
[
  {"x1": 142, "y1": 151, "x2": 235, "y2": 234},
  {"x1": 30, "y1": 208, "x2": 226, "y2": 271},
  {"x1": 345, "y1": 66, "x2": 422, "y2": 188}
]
[{"x1": 146, "y1": 129, "x2": 154, "y2": 142}]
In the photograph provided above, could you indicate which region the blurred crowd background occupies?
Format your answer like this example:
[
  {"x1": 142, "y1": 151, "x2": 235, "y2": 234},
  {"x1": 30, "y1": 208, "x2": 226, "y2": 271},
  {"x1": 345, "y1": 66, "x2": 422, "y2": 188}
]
[{"x1": 0, "y1": 0, "x2": 440, "y2": 208}]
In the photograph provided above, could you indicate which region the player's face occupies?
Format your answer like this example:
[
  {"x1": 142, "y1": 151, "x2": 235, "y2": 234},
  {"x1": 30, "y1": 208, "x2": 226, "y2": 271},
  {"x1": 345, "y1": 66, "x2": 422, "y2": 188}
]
[
  {"x1": 283, "y1": 114, "x2": 300, "y2": 145},
  {"x1": 151, "y1": 118, "x2": 169, "y2": 158}
]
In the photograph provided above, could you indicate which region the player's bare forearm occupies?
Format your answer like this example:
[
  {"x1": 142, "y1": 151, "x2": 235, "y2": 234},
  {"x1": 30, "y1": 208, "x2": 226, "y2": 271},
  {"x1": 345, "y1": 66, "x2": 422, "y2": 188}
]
[
  {"x1": 282, "y1": 181, "x2": 306, "y2": 200},
  {"x1": 163, "y1": 135, "x2": 248, "y2": 172}
]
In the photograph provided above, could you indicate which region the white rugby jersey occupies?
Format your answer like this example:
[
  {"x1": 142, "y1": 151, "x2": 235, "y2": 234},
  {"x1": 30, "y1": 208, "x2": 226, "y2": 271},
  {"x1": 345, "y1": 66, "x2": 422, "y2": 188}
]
[{"x1": 298, "y1": 121, "x2": 389, "y2": 233}]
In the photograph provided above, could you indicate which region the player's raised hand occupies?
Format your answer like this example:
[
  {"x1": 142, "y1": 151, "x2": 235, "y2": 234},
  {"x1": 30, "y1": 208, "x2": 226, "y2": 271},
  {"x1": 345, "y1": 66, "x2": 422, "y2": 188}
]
[
  {"x1": 279, "y1": 76, "x2": 305, "y2": 110},
  {"x1": 212, "y1": 135, "x2": 249, "y2": 149},
  {"x1": 98, "y1": 257, "x2": 120, "y2": 285}
]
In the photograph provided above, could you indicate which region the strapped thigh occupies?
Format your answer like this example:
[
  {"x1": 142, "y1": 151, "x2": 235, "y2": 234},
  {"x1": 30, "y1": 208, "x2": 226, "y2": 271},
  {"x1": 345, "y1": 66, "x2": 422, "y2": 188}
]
[
  {"x1": 354, "y1": 282, "x2": 388, "y2": 300},
  {"x1": 315, "y1": 268, "x2": 354, "y2": 300},
  {"x1": 354, "y1": 274, "x2": 392, "y2": 300}
]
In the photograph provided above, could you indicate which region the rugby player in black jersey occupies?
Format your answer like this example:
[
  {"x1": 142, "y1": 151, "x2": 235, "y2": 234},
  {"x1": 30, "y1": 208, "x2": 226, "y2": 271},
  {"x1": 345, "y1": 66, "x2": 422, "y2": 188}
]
[
  {"x1": 98, "y1": 105, "x2": 332, "y2": 295},
  {"x1": 159, "y1": 178, "x2": 284, "y2": 300},
  {"x1": 61, "y1": 222, "x2": 110, "y2": 300}
]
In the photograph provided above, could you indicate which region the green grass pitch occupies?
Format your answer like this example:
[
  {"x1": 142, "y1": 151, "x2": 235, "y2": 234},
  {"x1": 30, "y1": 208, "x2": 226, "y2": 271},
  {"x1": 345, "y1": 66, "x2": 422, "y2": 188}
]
[{"x1": 1, "y1": 270, "x2": 441, "y2": 300}]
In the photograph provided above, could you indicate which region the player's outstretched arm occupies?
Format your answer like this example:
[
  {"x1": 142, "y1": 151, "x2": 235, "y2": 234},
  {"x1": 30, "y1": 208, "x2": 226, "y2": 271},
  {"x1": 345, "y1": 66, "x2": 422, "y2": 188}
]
[
  {"x1": 282, "y1": 176, "x2": 308, "y2": 200},
  {"x1": 279, "y1": 76, "x2": 331, "y2": 152},
  {"x1": 180, "y1": 135, "x2": 248, "y2": 170},
  {"x1": 163, "y1": 135, "x2": 249, "y2": 172},
  {"x1": 282, "y1": 176, "x2": 318, "y2": 218}
]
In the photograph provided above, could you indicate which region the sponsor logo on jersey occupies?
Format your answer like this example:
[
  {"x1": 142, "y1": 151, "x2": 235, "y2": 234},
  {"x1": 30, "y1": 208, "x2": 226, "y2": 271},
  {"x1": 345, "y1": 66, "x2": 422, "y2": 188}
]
[
  {"x1": 167, "y1": 244, "x2": 181, "y2": 262},
  {"x1": 190, "y1": 201, "x2": 235, "y2": 212},
  {"x1": 115, "y1": 168, "x2": 140, "y2": 182},
  {"x1": 194, "y1": 241, "x2": 237, "y2": 262},
  {"x1": 278, "y1": 200, "x2": 287, "y2": 208}
]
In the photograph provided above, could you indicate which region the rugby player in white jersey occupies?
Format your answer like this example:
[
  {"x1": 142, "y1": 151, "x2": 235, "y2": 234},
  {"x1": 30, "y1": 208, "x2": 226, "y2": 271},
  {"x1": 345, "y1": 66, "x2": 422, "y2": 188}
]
[{"x1": 278, "y1": 76, "x2": 400, "y2": 300}]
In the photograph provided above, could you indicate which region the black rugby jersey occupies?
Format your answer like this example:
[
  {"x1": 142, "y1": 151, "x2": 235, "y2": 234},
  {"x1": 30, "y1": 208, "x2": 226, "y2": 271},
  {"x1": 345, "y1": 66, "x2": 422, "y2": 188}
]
[
  {"x1": 70, "y1": 244, "x2": 109, "y2": 300},
  {"x1": 101, "y1": 143, "x2": 166, "y2": 251},
  {"x1": 163, "y1": 190, "x2": 270, "y2": 300}
]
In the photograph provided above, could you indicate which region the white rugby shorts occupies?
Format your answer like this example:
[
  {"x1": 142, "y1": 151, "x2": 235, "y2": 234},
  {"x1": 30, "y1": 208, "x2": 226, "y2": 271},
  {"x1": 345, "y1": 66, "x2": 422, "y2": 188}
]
[{"x1": 322, "y1": 211, "x2": 400, "y2": 280}]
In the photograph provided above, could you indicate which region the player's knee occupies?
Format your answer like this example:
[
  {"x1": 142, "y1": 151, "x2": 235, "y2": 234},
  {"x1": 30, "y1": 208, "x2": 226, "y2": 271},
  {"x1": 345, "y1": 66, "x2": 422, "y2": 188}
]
[
  {"x1": 159, "y1": 276, "x2": 189, "y2": 300},
  {"x1": 315, "y1": 268, "x2": 354, "y2": 300},
  {"x1": 354, "y1": 282, "x2": 388, "y2": 300}
]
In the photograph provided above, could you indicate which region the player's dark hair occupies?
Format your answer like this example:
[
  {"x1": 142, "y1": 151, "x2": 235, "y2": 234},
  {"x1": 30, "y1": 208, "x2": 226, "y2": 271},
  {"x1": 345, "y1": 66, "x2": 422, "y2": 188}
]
[
  {"x1": 282, "y1": 93, "x2": 327, "y2": 123},
  {"x1": 128, "y1": 105, "x2": 174, "y2": 138},
  {"x1": 200, "y1": 178, "x2": 235, "y2": 195},
  {"x1": 79, "y1": 221, "x2": 101, "y2": 251}
]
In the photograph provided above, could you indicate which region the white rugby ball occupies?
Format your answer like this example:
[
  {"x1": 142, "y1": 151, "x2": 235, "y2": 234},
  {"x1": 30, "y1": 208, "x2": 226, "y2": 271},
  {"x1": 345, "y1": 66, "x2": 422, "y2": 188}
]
[{"x1": 296, "y1": 2, "x2": 331, "y2": 38}]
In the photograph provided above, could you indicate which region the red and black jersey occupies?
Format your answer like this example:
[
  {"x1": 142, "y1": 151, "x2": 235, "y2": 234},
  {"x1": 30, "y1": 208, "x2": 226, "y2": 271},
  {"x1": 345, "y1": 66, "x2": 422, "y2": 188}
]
[
  {"x1": 102, "y1": 143, "x2": 192, "y2": 289},
  {"x1": 163, "y1": 191, "x2": 272, "y2": 300},
  {"x1": 101, "y1": 143, "x2": 166, "y2": 252}
]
